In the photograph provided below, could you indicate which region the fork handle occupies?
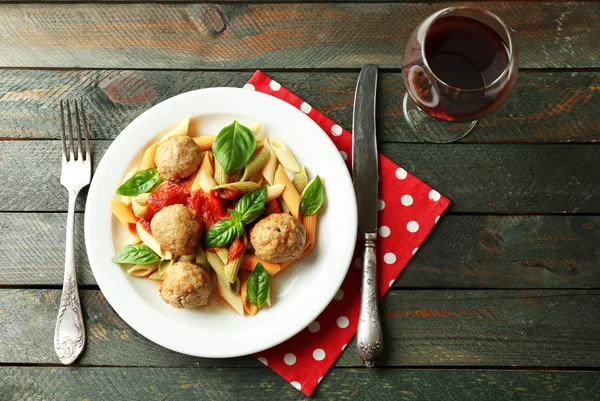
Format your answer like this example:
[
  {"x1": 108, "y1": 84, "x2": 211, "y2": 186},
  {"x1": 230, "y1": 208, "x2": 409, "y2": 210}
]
[
  {"x1": 356, "y1": 232, "x2": 383, "y2": 367},
  {"x1": 54, "y1": 189, "x2": 86, "y2": 364}
]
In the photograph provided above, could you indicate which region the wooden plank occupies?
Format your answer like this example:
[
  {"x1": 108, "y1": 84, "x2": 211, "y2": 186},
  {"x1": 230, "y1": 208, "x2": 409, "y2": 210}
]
[
  {"x1": 0, "y1": 3, "x2": 597, "y2": 69},
  {"x1": 2, "y1": 367, "x2": 599, "y2": 401},
  {"x1": 0, "y1": 70, "x2": 598, "y2": 144},
  {"x1": 2, "y1": 214, "x2": 598, "y2": 288},
  {"x1": 1, "y1": 289, "x2": 598, "y2": 367},
  {"x1": 0, "y1": 141, "x2": 597, "y2": 213}
]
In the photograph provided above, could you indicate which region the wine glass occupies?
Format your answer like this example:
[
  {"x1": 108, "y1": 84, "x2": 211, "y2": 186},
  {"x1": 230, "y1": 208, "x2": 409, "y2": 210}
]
[{"x1": 402, "y1": 7, "x2": 518, "y2": 143}]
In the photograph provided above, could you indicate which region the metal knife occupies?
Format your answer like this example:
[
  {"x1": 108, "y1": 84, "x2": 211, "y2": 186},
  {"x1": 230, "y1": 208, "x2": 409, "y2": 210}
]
[{"x1": 352, "y1": 64, "x2": 383, "y2": 368}]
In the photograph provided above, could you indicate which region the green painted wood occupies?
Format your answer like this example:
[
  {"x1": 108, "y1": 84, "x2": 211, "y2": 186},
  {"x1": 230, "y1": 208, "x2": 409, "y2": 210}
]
[
  {"x1": 1, "y1": 213, "x2": 598, "y2": 288},
  {"x1": 1, "y1": 289, "x2": 598, "y2": 367},
  {"x1": 0, "y1": 70, "x2": 598, "y2": 143},
  {"x1": 0, "y1": 3, "x2": 597, "y2": 69},
  {"x1": 1, "y1": 367, "x2": 599, "y2": 401},
  {"x1": 0, "y1": 140, "x2": 597, "y2": 213}
]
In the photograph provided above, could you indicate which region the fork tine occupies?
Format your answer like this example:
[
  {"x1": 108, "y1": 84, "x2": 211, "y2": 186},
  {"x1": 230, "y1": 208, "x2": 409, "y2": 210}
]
[
  {"x1": 59, "y1": 100, "x2": 67, "y2": 162},
  {"x1": 74, "y1": 99, "x2": 84, "y2": 161},
  {"x1": 80, "y1": 99, "x2": 91, "y2": 161},
  {"x1": 66, "y1": 100, "x2": 75, "y2": 161}
]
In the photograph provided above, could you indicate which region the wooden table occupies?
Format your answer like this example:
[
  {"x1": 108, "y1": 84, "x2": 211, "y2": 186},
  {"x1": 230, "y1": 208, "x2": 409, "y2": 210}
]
[{"x1": 0, "y1": 1, "x2": 599, "y2": 400}]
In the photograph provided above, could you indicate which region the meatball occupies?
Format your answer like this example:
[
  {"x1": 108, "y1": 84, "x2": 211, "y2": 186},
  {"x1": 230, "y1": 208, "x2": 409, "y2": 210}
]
[
  {"x1": 155, "y1": 135, "x2": 202, "y2": 181},
  {"x1": 250, "y1": 213, "x2": 306, "y2": 263},
  {"x1": 160, "y1": 262, "x2": 212, "y2": 308},
  {"x1": 151, "y1": 204, "x2": 200, "y2": 255}
]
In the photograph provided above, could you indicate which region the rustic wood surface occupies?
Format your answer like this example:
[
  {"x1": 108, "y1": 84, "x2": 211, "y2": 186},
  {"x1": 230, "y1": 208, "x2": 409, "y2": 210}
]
[
  {"x1": 0, "y1": 3, "x2": 597, "y2": 69},
  {"x1": 1, "y1": 141, "x2": 597, "y2": 213},
  {"x1": 1, "y1": 213, "x2": 598, "y2": 288},
  {"x1": 2, "y1": 368, "x2": 599, "y2": 401},
  {"x1": 0, "y1": 70, "x2": 598, "y2": 144},
  {"x1": 1, "y1": 289, "x2": 599, "y2": 367},
  {"x1": 0, "y1": 0, "x2": 598, "y2": 399}
]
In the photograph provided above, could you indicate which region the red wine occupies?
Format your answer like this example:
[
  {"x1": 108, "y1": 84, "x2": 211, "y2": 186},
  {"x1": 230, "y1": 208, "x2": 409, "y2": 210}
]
[
  {"x1": 426, "y1": 16, "x2": 509, "y2": 91},
  {"x1": 404, "y1": 15, "x2": 514, "y2": 121}
]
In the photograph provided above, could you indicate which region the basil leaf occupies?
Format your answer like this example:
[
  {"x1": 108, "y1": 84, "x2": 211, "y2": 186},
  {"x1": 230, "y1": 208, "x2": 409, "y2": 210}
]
[
  {"x1": 299, "y1": 176, "x2": 324, "y2": 216},
  {"x1": 246, "y1": 263, "x2": 270, "y2": 308},
  {"x1": 229, "y1": 209, "x2": 242, "y2": 224},
  {"x1": 235, "y1": 186, "x2": 267, "y2": 225},
  {"x1": 116, "y1": 168, "x2": 161, "y2": 196},
  {"x1": 111, "y1": 244, "x2": 161, "y2": 265},
  {"x1": 212, "y1": 121, "x2": 256, "y2": 174},
  {"x1": 204, "y1": 218, "x2": 241, "y2": 248}
]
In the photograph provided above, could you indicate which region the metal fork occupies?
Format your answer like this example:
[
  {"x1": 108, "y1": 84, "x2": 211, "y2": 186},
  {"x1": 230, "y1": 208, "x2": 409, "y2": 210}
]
[{"x1": 54, "y1": 99, "x2": 91, "y2": 364}]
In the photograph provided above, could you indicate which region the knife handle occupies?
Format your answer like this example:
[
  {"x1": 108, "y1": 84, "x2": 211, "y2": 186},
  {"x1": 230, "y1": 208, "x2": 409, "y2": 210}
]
[{"x1": 356, "y1": 232, "x2": 383, "y2": 367}]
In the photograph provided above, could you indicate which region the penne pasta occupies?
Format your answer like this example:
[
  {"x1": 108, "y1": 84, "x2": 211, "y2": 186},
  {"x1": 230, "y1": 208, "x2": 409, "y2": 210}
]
[
  {"x1": 195, "y1": 246, "x2": 208, "y2": 268},
  {"x1": 247, "y1": 123, "x2": 262, "y2": 137},
  {"x1": 127, "y1": 263, "x2": 158, "y2": 278},
  {"x1": 302, "y1": 213, "x2": 317, "y2": 251},
  {"x1": 133, "y1": 205, "x2": 148, "y2": 219},
  {"x1": 207, "y1": 251, "x2": 228, "y2": 284},
  {"x1": 269, "y1": 139, "x2": 301, "y2": 173},
  {"x1": 193, "y1": 135, "x2": 215, "y2": 151},
  {"x1": 199, "y1": 151, "x2": 214, "y2": 175},
  {"x1": 241, "y1": 146, "x2": 270, "y2": 181},
  {"x1": 274, "y1": 165, "x2": 301, "y2": 219},
  {"x1": 255, "y1": 138, "x2": 265, "y2": 150},
  {"x1": 120, "y1": 167, "x2": 139, "y2": 205},
  {"x1": 217, "y1": 276, "x2": 244, "y2": 316},
  {"x1": 190, "y1": 152, "x2": 213, "y2": 193},
  {"x1": 109, "y1": 199, "x2": 137, "y2": 235},
  {"x1": 141, "y1": 142, "x2": 159, "y2": 170},
  {"x1": 149, "y1": 258, "x2": 176, "y2": 280},
  {"x1": 136, "y1": 222, "x2": 172, "y2": 260},
  {"x1": 161, "y1": 118, "x2": 189, "y2": 141},
  {"x1": 292, "y1": 166, "x2": 308, "y2": 194},
  {"x1": 127, "y1": 233, "x2": 142, "y2": 245},
  {"x1": 199, "y1": 170, "x2": 217, "y2": 194},
  {"x1": 213, "y1": 159, "x2": 228, "y2": 185},
  {"x1": 225, "y1": 252, "x2": 243, "y2": 284},
  {"x1": 178, "y1": 253, "x2": 196, "y2": 262},
  {"x1": 133, "y1": 193, "x2": 150, "y2": 206},
  {"x1": 213, "y1": 182, "x2": 259, "y2": 198},
  {"x1": 265, "y1": 184, "x2": 285, "y2": 202},
  {"x1": 240, "y1": 254, "x2": 281, "y2": 276},
  {"x1": 261, "y1": 140, "x2": 277, "y2": 185}
]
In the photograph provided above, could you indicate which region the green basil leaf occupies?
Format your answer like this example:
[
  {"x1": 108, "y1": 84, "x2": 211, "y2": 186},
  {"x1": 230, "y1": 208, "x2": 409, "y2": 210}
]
[
  {"x1": 204, "y1": 218, "x2": 240, "y2": 248},
  {"x1": 116, "y1": 168, "x2": 161, "y2": 196},
  {"x1": 235, "y1": 186, "x2": 267, "y2": 225},
  {"x1": 246, "y1": 263, "x2": 270, "y2": 308},
  {"x1": 299, "y1": 175, "x2": 324, "y2": 216},
  {"x1": 111, "y1": 244, "x2": 161, "y2": 265},
  {"x1": 229, "y1": 209, "x2": 242, "y2": 223},
  {"x1": 212, "y1": 121, "x2": 256, "y2": 174}
]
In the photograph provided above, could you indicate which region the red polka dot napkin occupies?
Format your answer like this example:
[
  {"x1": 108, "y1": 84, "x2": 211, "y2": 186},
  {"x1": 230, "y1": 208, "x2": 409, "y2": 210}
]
[{"x1": 245, "y1": 71, "x2": 450, "y2": 396}]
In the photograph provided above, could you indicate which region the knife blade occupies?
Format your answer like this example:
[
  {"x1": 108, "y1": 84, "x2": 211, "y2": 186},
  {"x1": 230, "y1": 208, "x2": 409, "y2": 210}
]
[
  {"x1": 352, "y1": 64, "x2": 383, "y2": 368},
  {"x1": 352, "y1": 64, "x2": 379, "y2": 234}
]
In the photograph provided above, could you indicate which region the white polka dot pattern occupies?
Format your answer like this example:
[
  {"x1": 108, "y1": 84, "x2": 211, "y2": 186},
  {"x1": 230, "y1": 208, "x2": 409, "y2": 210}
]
[
  {"x1": 284, "y1": 353, "x2": 296, "y2": 366},
  {"x1": 308, "y1": 321, "x2": 320, "y2": 333},
  {"x1": 336, "y1": 316, "x2": 349, "y2": 328},
  {"x1": 243, "y1": 83, "x2": 255, "y2": 91},
  {"x1": 407, "y1": 221, "x2": 419, "y2": 233},
  {"x1": 384, "y1": 252, "x2": 396, "y2": 264},
  {"x1": 412, "y1": 247, "x2": 419, "y2": 256},
  {"x1": 429, "y1": 189, "x2": 441, "y2": 201},
  {"x1": 378, "y1": 199, "x2": 385, "y2": 210},
  {"x1": 401, "y1": 194, "x2": 413, "y2": 206},
  {"x1": 313, "y1": 349, "x2": 326, "y2": 361},
  {"x1": 340, "y1": 151, "x2": 348, "y2": 161},
  {"x1": 334, "y1": 289, "x2": 344, "y2": 300},
  {"x1": 331, "y1": 124, "x2": 343, "y2": 136},
  {"x1": 395, "y1": 167, "x2": 407, "y2": 180},
  {"x1": 258, "y1": 357, "x2": 268, "y2": 366},
  {"x1": 378, "y1": 226, "x2": 391, "y2": 237},
  {"x1": 269, "y1": 80, "x2": 281, "y2": 91},
  {"x1": 300, "y1": 102, "x2": 312, "y2": 114},
  {"x1": 291, "y1": 381, "x2": 302, "y2": 390}
]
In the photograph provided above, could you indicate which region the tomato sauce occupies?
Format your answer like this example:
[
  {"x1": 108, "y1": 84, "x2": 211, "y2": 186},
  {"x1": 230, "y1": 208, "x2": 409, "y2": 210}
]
[
  {"x1": 218, "y1": 188, "x2": 241, "y2": 199},
  {"x1": 145, "y1": 182, "x2": 188, "y2": 221},
  {"x1": 227, "y1": 237, "x2": 245, "y2": 263},
  {"x1": 199, "y1": 190, "x2": 230, "y2": 228}
]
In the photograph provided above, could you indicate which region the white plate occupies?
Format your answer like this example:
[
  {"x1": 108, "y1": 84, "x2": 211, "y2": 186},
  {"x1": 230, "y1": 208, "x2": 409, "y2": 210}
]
[{"x1": 85, "y1": 87, "x2": 357, "y2": 358}]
